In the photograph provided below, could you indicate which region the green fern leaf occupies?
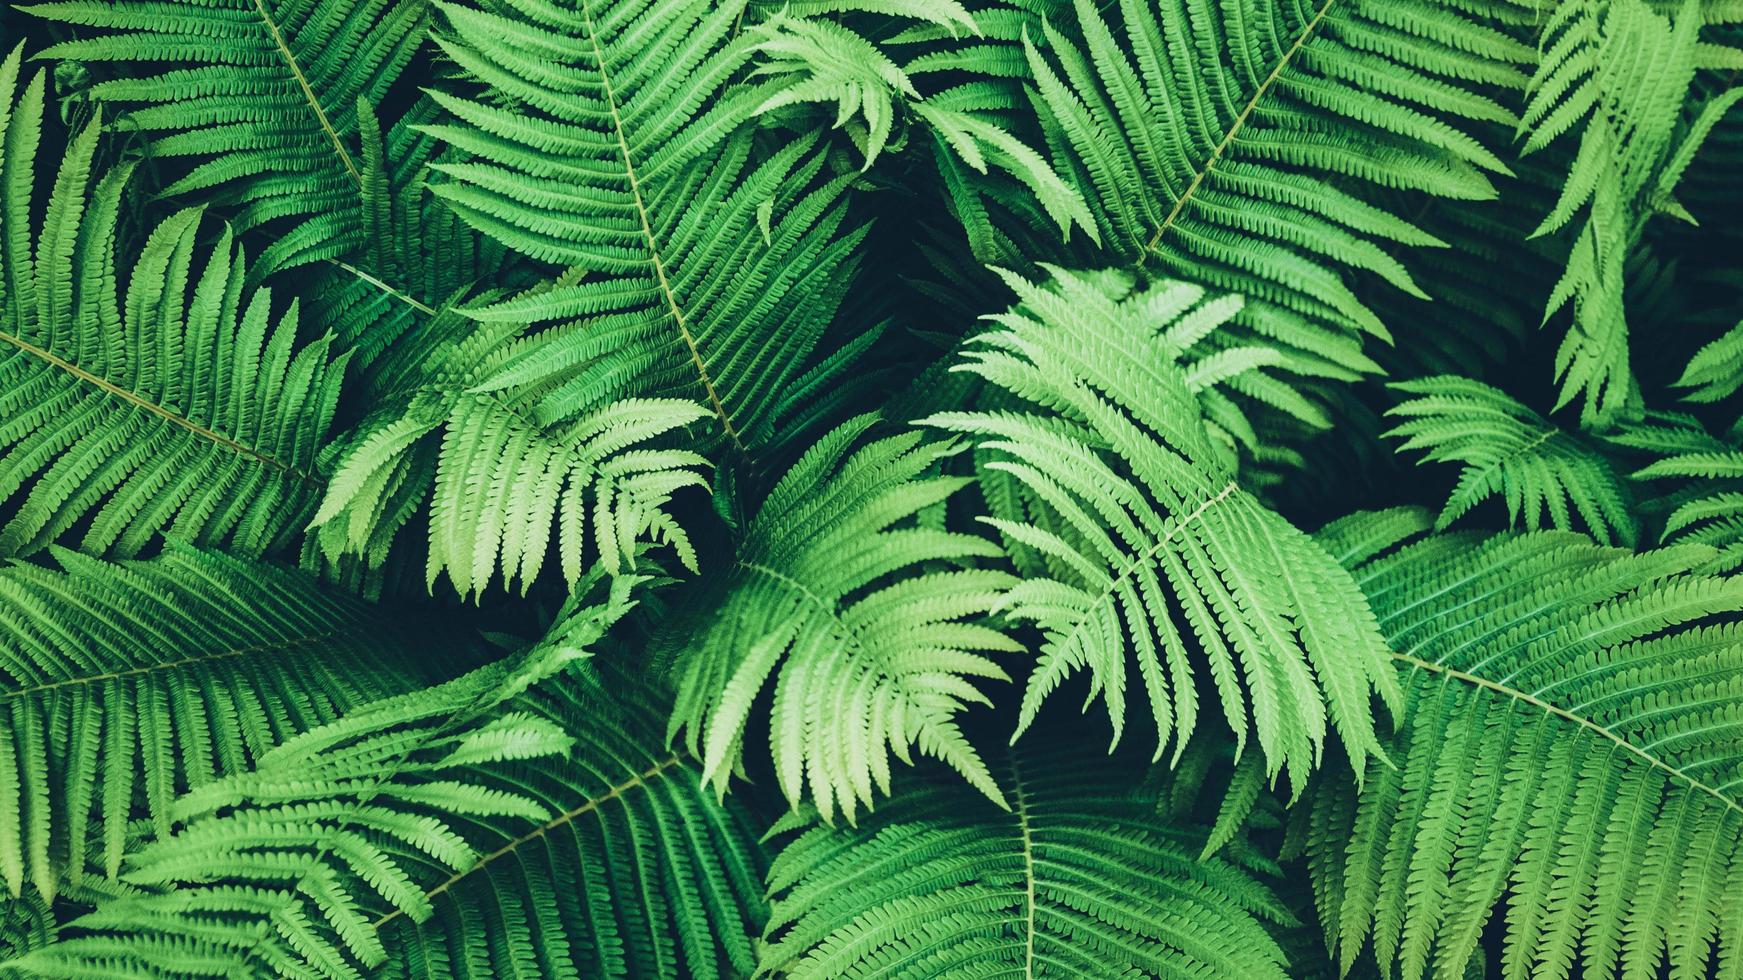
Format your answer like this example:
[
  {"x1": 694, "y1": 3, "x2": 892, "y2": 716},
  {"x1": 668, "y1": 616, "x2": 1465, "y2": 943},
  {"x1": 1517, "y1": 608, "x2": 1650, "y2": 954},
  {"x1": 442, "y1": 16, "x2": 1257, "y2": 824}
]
[
  {"x1": 4, "y1": 573, "x2": 639, "y2": 979},
  {"x1": 1305, "y1": 508, "x2": 1743, "y2": 980},
  {"x1": 27, "y1": 0, "x2": 429, "y2": 273},
  {"x1": 965, "y1": 0, "x2": 1527, "y2": 373},
  {"x1": 0, "y1": 51, "x2": 346, "y2": 560},
  {"x1": 760, "y1": 740, "x2": 1295, "y2": 978},
  {"x1": 662, "y1": 413, "x2": 1019, "y2": 822},
  {"x1": 424, "y1": 0, "x2": 868, "y2": 452},
  {"x1": 1386, "y1": 374, "x2": 1637, "y2": 544},
  {"x1": 926, "y1": 267, "x2": 1399, "y2": 788},
  {"x1": 373, "y1": 662, "x2": 768, "y2": 979}
]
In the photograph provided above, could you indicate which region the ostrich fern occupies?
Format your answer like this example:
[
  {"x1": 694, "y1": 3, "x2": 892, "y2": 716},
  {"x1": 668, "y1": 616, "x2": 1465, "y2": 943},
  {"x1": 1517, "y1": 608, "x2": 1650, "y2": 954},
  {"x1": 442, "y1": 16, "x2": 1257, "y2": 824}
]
[{"x1": 0, "y1": 0, "x2": 1740, "y2": 977}]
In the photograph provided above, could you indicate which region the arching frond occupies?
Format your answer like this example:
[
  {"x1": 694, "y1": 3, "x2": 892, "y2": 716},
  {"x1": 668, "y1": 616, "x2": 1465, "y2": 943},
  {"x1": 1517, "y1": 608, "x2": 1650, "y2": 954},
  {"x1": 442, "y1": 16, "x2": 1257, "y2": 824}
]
[
  {"x1": 760, "y1": 740, "x2": 1295, "y2": 978},
  {"x1": 309, "y1": 289, "x2": 712, "y2": 599},
  {"x1": 987, "y1": 0, "x2": 1527, "y2": 373},
  {"x1": 1301, "y1": 508, "x2": 1743, "y2": 980},
  {"x1": 4, "y1": 575, "x2": 638, "y2": 979},
  {"x1": 29, "y1": 0, "x2": 430, "y2": 272},
  {"x1": 925, "y1": 268, "x2": 1399, "y2": 788},
  {"x1": 0, "y1": 544, "x2": 468, "y2": 902},
  {"x1": 374, "y1": 663, "x2": 768, "y2": 979},
  {"x1": 424, "y1": 0, "x2": 867, "y2": 452},
  {"x1": 1386, "y1": 375, "x2": 1637, "y2": 544},
  {"x1": 0, "y1": 51, "x2": 346, "y2": 560},
  {"x1": 662, "y1": 414, "x2": 1019, "y2": 822}
]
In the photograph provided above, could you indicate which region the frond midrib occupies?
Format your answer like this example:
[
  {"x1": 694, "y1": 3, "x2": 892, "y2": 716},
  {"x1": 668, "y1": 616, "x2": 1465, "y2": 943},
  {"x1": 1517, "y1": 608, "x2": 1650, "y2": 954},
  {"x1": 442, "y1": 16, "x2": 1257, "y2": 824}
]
[
  {"x1": 1008, "y1": 754, "x2": 1038, "y2": 980},
  {"x1": 1391, "y1": 650, "x2": 1743, "y2": 819},
  {"x1": 1, "y1": 624, "x2": 372, "y2": 700},
  {"x1": 250, "y1": 0, "x2": 360, "y2": 184},
  {"x1": 1045, "y1": 478, "x2": 1238, "y2": 660},
  {"x1": 576, "y1": 0, "x2": 744, "y2": 449},
  {"x1": 1142, "y1": 0, "x2": 1339, "y2": 255},
  {"x1": 369, "y1": 753, "x2": 687, "y2": 932},
  {"x1": 0, "y1": 326, "x2": 315, "y2": 481}
]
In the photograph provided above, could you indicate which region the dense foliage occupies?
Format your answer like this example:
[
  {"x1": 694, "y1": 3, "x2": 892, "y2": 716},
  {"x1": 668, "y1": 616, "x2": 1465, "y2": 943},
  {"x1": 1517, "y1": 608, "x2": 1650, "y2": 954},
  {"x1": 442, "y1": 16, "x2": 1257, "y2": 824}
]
[{"x1": 0, "y1": 0, "x2": 1739, "y2": 976}]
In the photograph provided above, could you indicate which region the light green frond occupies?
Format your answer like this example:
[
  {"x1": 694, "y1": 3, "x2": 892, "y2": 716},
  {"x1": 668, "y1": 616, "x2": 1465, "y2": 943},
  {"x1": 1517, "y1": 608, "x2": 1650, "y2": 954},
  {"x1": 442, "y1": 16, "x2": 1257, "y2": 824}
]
[
  {"x1": 975, "y1": 0, "x2": 1528, "y2": 373},
  {"x1": 1305, "y1": 509, "x2": 1743, "y2": 980},
  {"x1": 28, "y1": 0, "x2": 430, "y2": 273},
  {"x1": 760, "y1": 740, "x2": 1295, "y2": 978},
  {"x1": 373, "y1": 663, "x2": 768, "y2": 979},
  {"x1": 309, "y1": 287, "x2": 713, "y2": 598},
  {"x1": 926, "y1": 267, "x2": 1399, "y2": 789},
  {"x1": 425, "y1": 0, "x2": 869, "y2": 452},
  {"x1": 4, "y1": 574, "x2": 638, "y2": 979},
  {"x1": 0, "y1": 544, "x2": 469, "y2": 902},
  {"x1": 0, "y1": 52, "x2": 346, "y2": 560},
  {"x1": 1386, "y1": 375, "x2": 1637, "y2": 544},
  {"x1": 662, "y1": 414, "x2": 1020, "y2": 822}
]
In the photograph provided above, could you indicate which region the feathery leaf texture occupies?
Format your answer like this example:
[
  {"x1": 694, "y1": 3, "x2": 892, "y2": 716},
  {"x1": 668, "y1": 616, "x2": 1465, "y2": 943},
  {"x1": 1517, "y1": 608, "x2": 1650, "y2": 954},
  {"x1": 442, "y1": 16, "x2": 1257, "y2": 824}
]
[
  {"x1": 985, "y1": 0, "x2": 1527, "y2": 372},
  {"x1": 424, "y1": 0, "x2": 867, "y2": 452},
  {"x1": 0, "y1": 544, "x2": 460, "y2": 902},
  {"x1": 0, "y1": 50, "x2": 346, "y2": 560},
  {"x1": 28, "y1": 0, "x2": 429, "y2": 272},
  {"x1": 1303, "y1": 508, "x2": 1743, "y2": 980},
  {"x1": 1386, "y1": 374, "x2": 1637, "y2": 544},
  {"x1": 1517, "y1": 0, "x2": 1743, "y2": 424},
  {"x1": 664, "y1": 414, "x2": 1019, "y2": 822},
  {"x1": 927, "y1": 267, "x2": 1399, "y2": 788},
  {"x1": 760, "y1": 739, "x2": 1295, "y2": 978},
  {"x1": 5, "y1": 573, "x2": 638, "y2": 979},
  {"x1": 374, "y1": 663, "x2": 767, "y2": 979}
]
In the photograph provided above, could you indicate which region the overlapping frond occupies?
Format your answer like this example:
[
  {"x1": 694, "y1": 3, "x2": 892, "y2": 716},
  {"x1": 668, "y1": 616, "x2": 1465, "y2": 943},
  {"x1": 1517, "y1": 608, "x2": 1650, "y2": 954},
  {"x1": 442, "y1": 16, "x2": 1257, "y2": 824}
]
[
  {"x1": 1301, "y1": 508, "x2": 1743, "y2": 980},
  {"x1": 0, "y1": 51, "x2": 346, "y2": 560},
  {"x1": 1386, "y1": 375, "x2": 1637, "y2": 544},
  {"x1": 374, "y1": 663, "x2": 768, "y2": 979},
  {"x1": 926, "y1": 268, "x2": 1399, "y2": 788},
  {"x1": 424, "y1": 0, "x2": 868, "y2": 451},
  {"x1": 662, "y1": 414, "x2": 1019, "y2": 822},
  {"x1": 309, "y1": 292, "x2": 711, "y2": 598},
  {"x1": 1617, "y1": 412, "x2": 1743, "y2": 571},
  {"x1": 991, "y1": 0, "x2": 1527, "y2": 373},
  {"x1": 1516, "y1": 0, "x2": 1743, "y2": 423},
  {"x1": 29, "y1": 0, "x2": 430, "y2": 272},
  {"x1": 0, "y1": 544, "x2": 462, "y2": 901},
  {"x1": 5, "y1": 575, "x2": 638, "y2": 979},
  {"x1": 760, "y1": 739, "x2": 1295, "y2": 978}
]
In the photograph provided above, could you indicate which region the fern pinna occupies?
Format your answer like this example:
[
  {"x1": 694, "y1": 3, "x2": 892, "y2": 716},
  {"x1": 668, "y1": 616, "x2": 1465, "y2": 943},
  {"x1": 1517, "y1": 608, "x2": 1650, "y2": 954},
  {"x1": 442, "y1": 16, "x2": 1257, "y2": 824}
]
[{"x1": 0, "y1": 0, "x2": 1740, "y2": 977}]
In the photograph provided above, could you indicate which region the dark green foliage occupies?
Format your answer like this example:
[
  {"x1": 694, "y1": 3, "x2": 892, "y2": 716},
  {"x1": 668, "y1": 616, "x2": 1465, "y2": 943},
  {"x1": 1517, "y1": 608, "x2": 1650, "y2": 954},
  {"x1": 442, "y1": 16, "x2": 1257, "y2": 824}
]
[{"x1": 0, "y1": 0, "x2": 1739, "y2": 977}]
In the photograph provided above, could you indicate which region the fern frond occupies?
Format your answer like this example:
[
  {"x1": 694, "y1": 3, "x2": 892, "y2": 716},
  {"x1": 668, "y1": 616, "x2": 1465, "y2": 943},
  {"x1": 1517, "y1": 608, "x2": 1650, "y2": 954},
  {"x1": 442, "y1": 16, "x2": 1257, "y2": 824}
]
[
  {"x1": 424, "y1": 0, "x2": 869, "y2": 452},
  {"x1": 0, "y1": 544, "x2": 468, "y2": 902},
  {"x1": 373, "y1": 662, "x2": 767, "y2": 979},
  {"x1": 309, "y1": 290, "x2": 713, "y2": 598},
  {"x1": 926, "y1": 267, "x2": 1399, "y2": 788},
  {"x1": 1517, "y1": 0, "x2": 1743, "y2": 424},
  {"x1": 28, "y1": 0, "x2": 429, "y2": 273},
  {"x1": 662, "y1": 413, "x2": 1019, "y2": 822},
  {"x1": 0, "y1": 51, "x2": 346, "y2": 559},
  {"x1": 4, "y1": 573, "x2": 639, "y2": 979},
  {"x1": 1386, "y1": 375, "x2": 1637, "y2": 544},
  {"x1": 978, "y1": 0, "x2": 1527, "y2": 372},
  {"x1": 1303, "y1": 508, "x2": 1743, "y2": 980},
  {"x1": 760, "y1": 739, "x2": 1294, "y2": 978},
  {"x1": 1619, "y1": 413, "x2": 1743, "y2": 571}
]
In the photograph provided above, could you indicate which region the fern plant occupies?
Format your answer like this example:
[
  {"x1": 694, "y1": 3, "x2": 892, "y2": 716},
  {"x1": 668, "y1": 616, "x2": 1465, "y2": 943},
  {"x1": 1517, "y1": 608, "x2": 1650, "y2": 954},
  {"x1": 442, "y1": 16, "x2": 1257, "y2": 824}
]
[
  {"x1": 1301, "y1": 507, "x2": 1743, "y2": 980},
  {"x1": 0, "y1": 49, "x2": 346, "y2": 561},
  {"x1": 1, "y1": 0, "x2": 1741, "y2": 976}
]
